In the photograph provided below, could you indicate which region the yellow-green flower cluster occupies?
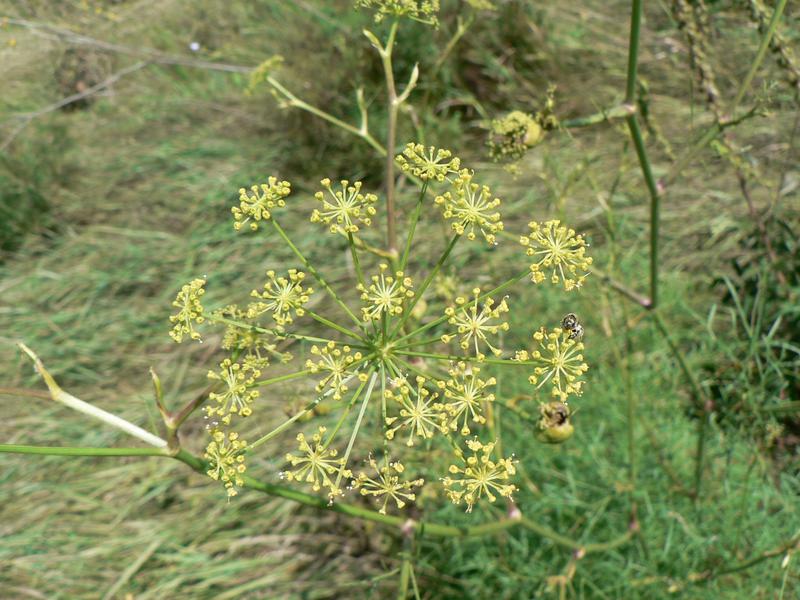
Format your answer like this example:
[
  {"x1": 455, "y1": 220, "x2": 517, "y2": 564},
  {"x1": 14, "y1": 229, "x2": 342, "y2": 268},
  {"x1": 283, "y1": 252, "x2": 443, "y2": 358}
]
[
  {"x1": 442, "y1": 438, "x2": 517, "y2": 513},
  {"x1": 356, "y1": 0, "x2": 439, "y2": 25},
  {"x1": 488, "y1": 110, "x2": 543, "y2": 162},
  {"x1": 351, "y1": 456, "x2": 424, "y2": 514},
  {"x1": 232, "y1": 177, "x2": 291, "y2": 231},
  {"x1": 305, "y1": 342, "x2": 367, "y2": 400},
  {"x1": 311, "y1": 178, "x2": 377, "y2": 235},
  {"x1": 282, "y1": 426, "x2": 350, "y2": 499},
  {"x1": 385, "y1": 376, "x2": 446, "y2": 446},
  {"x1": 515, "y1": 327, "x2": 588, "y2": 402},
  {"x1": 442, "y1": 288, "x2": 509, "y2": 360},
  {"x1": 204, "y1": 429, "x2": 248, "y2": 497},
  {"x1": 357, "y1": 263, "x2": 414, "y2": 321},
  {"x1": 435, "y1": 171, "x2": 504, "y2": 244},
  {"x1": 520, "y1": 220, "x2": 593, "y2": 291},
  {"x1": 205, "y1": 359, "x2": 261, "y2": 425},
  {"x1": 438, "y1": 363, "x2": 496, "y2": 435},
  {"x1": 396, "y1": 143, "x2": 461, "y2": 182},
  {"x1": 168, "y1": 278, "x2": 206, "y2": 342},
  {"x1": 248, "y1": 269, "x2": 312, "y2": 327}
]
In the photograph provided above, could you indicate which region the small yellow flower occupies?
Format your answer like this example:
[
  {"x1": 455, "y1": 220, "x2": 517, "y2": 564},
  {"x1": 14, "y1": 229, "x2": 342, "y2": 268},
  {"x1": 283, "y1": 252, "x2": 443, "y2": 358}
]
[
  {"x1": 385, "y1": 376, "x2": 446, "y2": 446},
  {"x1": 352, "y1": 456, "x2": 424, "y2": 514},
  {"x1": 232, "y1": 177, "x2": 291, "y2": 231},
  {"x1": 168, "y1": 278, "x2": 206, "y2": 343},
  {"x1": 311, "y1": 178, "x2": 378, "y2": 234},
  {"x1": 437, "y1": 362, "x2": 496, "y2": 435},
  {"x1": 442, "y1": 288, "x2": 509, "y2": 360},
  {"x1": 356, "y1": 0, "x2": 440, "y2": 25},
  {"x1": 248, "y1": 269, "x2": 312, "y2": 326},
  {"x1": 435, "y1": 171, "x2": 504, "y2": 244},
  {"x1": 442, "y1": 438, "x2": 517, "y2": 512},
  {"x1": 520, "y1": 220, "x2": 592, "y2": 291},
  {"x1": 396, "y1": 143, "x2": 461, "y2": 182},
  {"x1": 282, "y1": 426, "x2": 350, "y2": 499},
  {"x1": 357, "y1": 263, "x2": 414, "y2": 321},
  {"x1": 515, "y1": 327, "x2": 588, "y2": 402},
  {"x1": 305, "y1": 342, "x2": 367, "y2": 400},
  {"x1": 204, "y1": 429, "x2": 248, "y2": 497},
  {"x1": 204, "y1": 359, "x2": 261, "y2": 425}
]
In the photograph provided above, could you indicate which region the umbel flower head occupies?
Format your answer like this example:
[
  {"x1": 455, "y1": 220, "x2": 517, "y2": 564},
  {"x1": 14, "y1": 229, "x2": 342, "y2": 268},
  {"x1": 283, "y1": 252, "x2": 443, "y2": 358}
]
[
  {"x1": 351, "y1": 456, "x2": 424, "y2": 514},
  {"x1": 357, "y1": 263, "x2": 414, "y2": 321},
  {"x1": 311, "y1": 178, "x2": 377, "y2": 235},
  {"x1": 520, "y1": 220, "x2": 593, "y2": 291},
  {"x1": 435, "y1": 171, "x2": 504, "y2": 244},
  {"x1": 442, "y1": 438, "x2": 517, "y2": 512},
  {"x1": 204, "y1": 429, "x2": 248, "y2": 497},
  {"x1": 168, "y1": 278, "x2": 206, "y2": 343},
  {"x1": 356, "y1": 0, "x2": 440, "y2": 25},
  {"x1": 305, "y1": 342, "x2": 367, "y2": 400},
  {"x1": 515, "y1": 327, "x2": 588, "y2": 402},
  {"x1": 248, "y1": 269, "x2": 312, "y2": 327},
  {"x1": 282, "y1": 426, "x2": 350, "y2": 499},
  {"x1": 232, "y1": 177, "x2": 291, "y2": 231},
  {"x1": 442, "y1": 288, "x2": 510, "y2": 360},
  {"x1": 204, "y1": 359, "x2": 261, "y2": 425},
  {"x1": 488, "y1": 110, "x2": 543, "y2": 162},
  {"x1": 396, "y1": 143, "x2": 461, "y2": 182},
  {"x1": 438, "y1": 362, "x2": 496, "y2": 435},
  {"x1": 385, "y1": 376, "x2": 446, "y2": 446}
]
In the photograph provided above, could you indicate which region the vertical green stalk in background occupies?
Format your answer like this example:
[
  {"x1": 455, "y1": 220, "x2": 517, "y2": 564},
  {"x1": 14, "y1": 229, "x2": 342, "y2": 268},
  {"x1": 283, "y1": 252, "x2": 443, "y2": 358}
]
[{"x1": 381, "y1": 20, "x2": 400, "y2": 256}]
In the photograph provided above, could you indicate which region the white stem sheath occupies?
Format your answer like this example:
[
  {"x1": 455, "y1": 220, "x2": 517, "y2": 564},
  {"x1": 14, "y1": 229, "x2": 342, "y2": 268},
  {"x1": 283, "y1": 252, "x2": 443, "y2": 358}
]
[{"x1": 19, "y1": 343, "x2": 168, "y2": 448}]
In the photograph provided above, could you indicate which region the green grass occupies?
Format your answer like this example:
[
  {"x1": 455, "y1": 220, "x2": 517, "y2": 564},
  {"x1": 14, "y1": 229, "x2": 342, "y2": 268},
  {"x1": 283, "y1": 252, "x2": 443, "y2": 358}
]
[{"x1": 2, "y1": 0, "x2": 799, "y2": 598}]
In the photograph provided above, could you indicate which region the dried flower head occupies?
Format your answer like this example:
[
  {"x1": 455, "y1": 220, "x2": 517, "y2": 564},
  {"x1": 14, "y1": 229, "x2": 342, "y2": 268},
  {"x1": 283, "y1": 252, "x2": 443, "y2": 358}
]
[
  {"x1": 282, "y1": 426, "x2": 350, "y2": 498},
  {"x1": 306, "y1": 342, "x2": 367, "y2": 400},
  {"x1": 520, "y1": 220, "x2": 593, "y2": 291},
  {"x1": 396, "y1": 143, "x2": 461, "y2": 182},
  {"x1": 248, "y1": 269, "x2": 312, "y2": 326},
  {"x1": 536, "y1": 401, "x2": 574, "y2": 444},
  {"x1": 442, "y1": 288, "x2": 509, "y2": 360},
  {"x1": 351, "y1": 456, "x2": 424, "y2": 514},
  {"x1": 515, "y1": 327, "x2": 588, "y2": 402},
  {"x1": 442, "y1": 438, "x2": 516, "y2": 512},
  {"x1": 168, "y1": 278, "x2": 206, "y2": 342},
  {"x1": 358, "y1": 263, "x2": 414, "y2": 321},
  {"x1": 438, "y1": 362, "x2": 496, "y2": 435},
  {"x1": 204, "y1": 359, "x2": 261, "y2": 425},
  {"x1": 232, "y1": 177, "x2": 291, "y2": 231},
  {"x1": 385, "y1": 376, "x2": 446, "y2": 446},
  {"x1": 311, "y1": 178, "x2": 378, "y2": 234},
  {"x1": 356, "y1": 0, "x2": 440, "y2": 25},
  {"x1": 435, "y1": 171, "x2": 504, "y2": 244},
  {"x1": 205, "y1": 429, "x2": 248, "y2": 497},
  {"x1": 488, "y1": 110, "x2": 543, "y2": 162}
]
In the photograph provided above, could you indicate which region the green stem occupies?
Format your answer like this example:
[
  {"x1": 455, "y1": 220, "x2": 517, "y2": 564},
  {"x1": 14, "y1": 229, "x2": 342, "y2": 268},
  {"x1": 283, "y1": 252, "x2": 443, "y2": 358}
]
[
  {"x1": 391, "y1": 234, "x2": 460, "y2": 337},
  {"x1": 627, "y1": 117, "x2": 661, "y2": 310},
  {"x1": 1, "y1": 443, "x2": 633, "y2": 548},
  {"x1": 395, "y1": 350, "x2": 532, "y2": 366},
  {"x1": 323, "y1": 375, "x2": 372, "y2": 449},
  {"x1": 266, "y1": 75, "x2": 386, "y2": 157},
  {"x1": 624, "y1": 0, "x2": 643, "y2": 104},
  {"x1": 307, "y1": 310, "x2": 366, "y2": 342},
  {"x1": 347, "y1": 232, "x2": 366, "y2": 289},
  {"x1": 400, "y1": 183, "x2": 428, "y2": 270},
  {"x1": 271, "y1": 219, "x2": 365, "y2": 332},
  {"x1": 334, "y1": 372, "x2": 378, "y2": 491},
  {"x1": 252, "y1": 369, "x2": 312, "y2": 388},
  {"x1": 0, "y1": 444, "x2": 166, "y2": 457},
  {"x1": 246, "y1": 391, "x2": 326, "y2": 452},
  {"x1": 381, "y1": 20, "x2": 401, "y2": 256}
]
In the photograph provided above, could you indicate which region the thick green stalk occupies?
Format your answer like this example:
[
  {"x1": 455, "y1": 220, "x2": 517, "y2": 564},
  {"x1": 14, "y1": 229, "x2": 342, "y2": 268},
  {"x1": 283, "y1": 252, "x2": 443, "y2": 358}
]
[
  {"x1": 381, "y1": 20, "x2": 401, "y2": 255},
  {"x1": 0, "y1": 445, "x2": 167, "y2": 457},
  {"x1": 252, "y1": 369, "x2": 312, "y2": 389},
  {"x1": 307, "y1": 310, "x2": 366, "y2": 342},
  {"x1": 333, "y1": 372, "x2": 378, "y2": 490}
]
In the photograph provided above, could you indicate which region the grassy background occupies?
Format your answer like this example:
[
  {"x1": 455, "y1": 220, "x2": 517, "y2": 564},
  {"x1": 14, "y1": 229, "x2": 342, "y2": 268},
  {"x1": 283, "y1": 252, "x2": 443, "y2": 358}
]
[{"x1": 1, "y1": 0, "x2": 798, "y2": 598}]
